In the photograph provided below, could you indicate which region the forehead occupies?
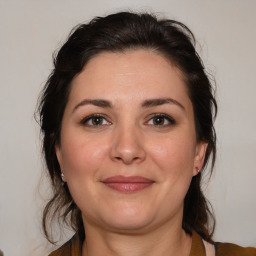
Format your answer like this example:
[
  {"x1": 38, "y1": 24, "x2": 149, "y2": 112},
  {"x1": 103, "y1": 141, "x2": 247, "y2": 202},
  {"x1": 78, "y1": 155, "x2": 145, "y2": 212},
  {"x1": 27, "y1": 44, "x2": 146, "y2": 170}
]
[{"x1": 69, "y1": 49, "x2": 190, "y2": 106}]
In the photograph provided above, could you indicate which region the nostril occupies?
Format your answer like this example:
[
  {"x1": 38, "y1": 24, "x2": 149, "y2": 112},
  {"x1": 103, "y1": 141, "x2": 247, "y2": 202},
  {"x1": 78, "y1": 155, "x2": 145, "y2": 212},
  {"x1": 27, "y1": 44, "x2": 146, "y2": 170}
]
[
  {"x1": 114, "y1": 155, "x2": 143, "y2": 164},
  {"x1": 110, "y1": 133, "x2": 146, "y2": 164}
]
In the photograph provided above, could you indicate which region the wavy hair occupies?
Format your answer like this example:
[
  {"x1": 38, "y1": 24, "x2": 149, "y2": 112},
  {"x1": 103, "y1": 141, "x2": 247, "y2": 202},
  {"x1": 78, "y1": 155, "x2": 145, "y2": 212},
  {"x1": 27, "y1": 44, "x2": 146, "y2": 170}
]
[{"x1": 38, "y1": 11, "x2": 217, "y2": 243}]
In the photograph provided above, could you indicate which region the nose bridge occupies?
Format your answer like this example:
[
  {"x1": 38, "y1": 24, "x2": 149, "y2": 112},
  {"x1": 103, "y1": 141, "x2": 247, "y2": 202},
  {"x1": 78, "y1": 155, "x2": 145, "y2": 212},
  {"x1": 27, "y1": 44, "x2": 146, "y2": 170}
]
[{"x1": 110, "y1": 119, "x2": 146, "y2": 164}]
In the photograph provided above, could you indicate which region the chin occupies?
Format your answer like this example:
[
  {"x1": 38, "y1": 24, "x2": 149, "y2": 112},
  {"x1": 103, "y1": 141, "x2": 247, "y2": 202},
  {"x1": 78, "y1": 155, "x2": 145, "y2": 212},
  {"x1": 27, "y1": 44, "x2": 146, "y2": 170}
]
[
  {"x1": 105, "y1": 218, "x2": 153, "y2": 233},
  {"x1": 98, "y1": 206, "x2": 156, "y2": 233}
]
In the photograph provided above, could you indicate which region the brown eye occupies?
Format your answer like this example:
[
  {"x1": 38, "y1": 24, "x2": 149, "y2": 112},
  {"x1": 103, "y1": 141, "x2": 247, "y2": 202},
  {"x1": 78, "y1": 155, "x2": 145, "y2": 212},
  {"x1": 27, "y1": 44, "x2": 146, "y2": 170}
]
[
  {"x1": 153, "y1": 116, "x2": 165, "y2": 125},
  {"x1": 147, "y1": 114, "x2": 176, "y2": 127},
  {"x1": 91, "y1": 116, "x2": 104, "y2": 125},
  {"x1": 81, "y1": 114, "x2": 111, "y2": 127}
]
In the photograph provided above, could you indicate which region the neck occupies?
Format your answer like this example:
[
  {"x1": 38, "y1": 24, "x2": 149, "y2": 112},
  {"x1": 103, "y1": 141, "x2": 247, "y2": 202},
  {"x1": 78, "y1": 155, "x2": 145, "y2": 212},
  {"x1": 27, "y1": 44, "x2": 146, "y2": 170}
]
[{"x1": 82, "y1": 218, "x2": 191, "y2": 256}]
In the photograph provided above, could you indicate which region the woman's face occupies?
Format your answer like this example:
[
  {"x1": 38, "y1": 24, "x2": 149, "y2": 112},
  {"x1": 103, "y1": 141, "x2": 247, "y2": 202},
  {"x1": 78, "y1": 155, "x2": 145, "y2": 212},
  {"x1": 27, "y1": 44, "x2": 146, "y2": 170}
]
[{"x1": 56, "y1": 50, "x2": 207, "y2": 233}]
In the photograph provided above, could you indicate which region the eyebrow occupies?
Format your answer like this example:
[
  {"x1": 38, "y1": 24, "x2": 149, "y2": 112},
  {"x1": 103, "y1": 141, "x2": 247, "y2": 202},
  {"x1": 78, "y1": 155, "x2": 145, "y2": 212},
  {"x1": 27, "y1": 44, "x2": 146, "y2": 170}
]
[
  {"x1": 141, "y1": 98, "x2": 185, "y2": 110},
  {"x1": 73, "y1": 99, "x2": 112, "y2": 112},
  {"x1": 73, "y1": 97, "x2": 185, "y2": 112}
]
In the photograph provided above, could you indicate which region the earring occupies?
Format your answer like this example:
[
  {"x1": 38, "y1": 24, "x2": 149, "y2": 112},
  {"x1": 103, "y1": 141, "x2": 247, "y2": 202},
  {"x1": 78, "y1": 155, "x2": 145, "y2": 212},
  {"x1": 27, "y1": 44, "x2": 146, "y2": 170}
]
[
  {"x1": 61, "y1": 172, "x2": 66, "y2": 186},
  {"x1": 194, "y1": 167, "x2": 200, "y2": 175},
  {"x1": 61, "y1": 172, "x2": 66, "y2": 183}
]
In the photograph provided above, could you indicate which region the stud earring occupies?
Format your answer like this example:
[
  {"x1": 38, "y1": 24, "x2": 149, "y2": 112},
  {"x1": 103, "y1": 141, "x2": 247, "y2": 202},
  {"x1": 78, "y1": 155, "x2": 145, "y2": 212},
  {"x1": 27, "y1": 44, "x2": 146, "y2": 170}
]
[
  {"x1": 61, "y1": 172, "x2": 65, "y2": 181},
  {"x1": 61, "y1": 172, "x2": 66, "y2": 186},
  {"x1": 194, "y1": 168, "x2": 200, "y2": 174}
]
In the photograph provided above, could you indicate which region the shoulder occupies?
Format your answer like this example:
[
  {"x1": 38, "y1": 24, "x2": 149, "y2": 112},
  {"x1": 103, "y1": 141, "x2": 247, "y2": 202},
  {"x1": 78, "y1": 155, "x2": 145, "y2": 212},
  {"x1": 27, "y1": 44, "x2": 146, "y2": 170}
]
[
  {"x1": 191, "y1": 231, "x2": 256, "y2": 256},
  {"x1": 215, "y1": 242, "x2": 256, "y2": 256},
  {"x1": 48, "y1": 232, "x2": 81, "y2": 256},
  {"x1": 48, "y1": 240, "x2": 72, "y2": 256}
]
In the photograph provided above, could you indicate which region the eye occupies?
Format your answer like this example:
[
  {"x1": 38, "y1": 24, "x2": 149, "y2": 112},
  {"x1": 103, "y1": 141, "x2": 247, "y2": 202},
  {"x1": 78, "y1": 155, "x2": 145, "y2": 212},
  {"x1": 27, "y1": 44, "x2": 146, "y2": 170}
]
[
  {"x1": 146, "y1": 114, "x2": 176, "y2": 127},
  {"x1": 80, "y1": 114, "x2": 111, "y2": 127}
]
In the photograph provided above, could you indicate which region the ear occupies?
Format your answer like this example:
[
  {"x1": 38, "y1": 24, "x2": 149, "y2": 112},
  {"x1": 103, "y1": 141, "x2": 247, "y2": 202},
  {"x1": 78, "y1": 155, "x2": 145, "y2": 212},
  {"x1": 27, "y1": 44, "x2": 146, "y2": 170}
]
[
  {"x1": 55, "y1": 143, "x2": 66, "y2": 181},
  {"x1": 192, "y1": 141, "x2": 208, "y2": 176}
]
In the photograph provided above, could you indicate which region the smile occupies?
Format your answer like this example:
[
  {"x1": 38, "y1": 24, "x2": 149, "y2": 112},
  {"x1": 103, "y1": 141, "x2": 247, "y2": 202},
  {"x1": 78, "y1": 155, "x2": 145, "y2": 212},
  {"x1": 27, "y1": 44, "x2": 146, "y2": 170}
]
[{"x1": 101, "y1": 175, "x2": 155, "y2": 193}]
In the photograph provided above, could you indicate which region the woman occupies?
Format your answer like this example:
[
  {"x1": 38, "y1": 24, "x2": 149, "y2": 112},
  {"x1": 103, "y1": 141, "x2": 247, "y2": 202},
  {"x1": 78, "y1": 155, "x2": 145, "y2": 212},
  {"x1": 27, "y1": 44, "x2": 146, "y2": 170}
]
[{"x1": 38, "y1": 12, "x2": 256, "y2": 256}]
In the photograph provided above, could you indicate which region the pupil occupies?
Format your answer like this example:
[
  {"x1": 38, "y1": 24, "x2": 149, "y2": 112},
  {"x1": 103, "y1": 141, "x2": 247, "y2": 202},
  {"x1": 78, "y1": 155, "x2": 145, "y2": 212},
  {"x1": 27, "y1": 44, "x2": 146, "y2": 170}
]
[
  {"x1": 93, "y1": 117, "x2": 102, "y2": 125},
  {"x1": 154, "y1": 117, "x2": 163, "y2": 125}
]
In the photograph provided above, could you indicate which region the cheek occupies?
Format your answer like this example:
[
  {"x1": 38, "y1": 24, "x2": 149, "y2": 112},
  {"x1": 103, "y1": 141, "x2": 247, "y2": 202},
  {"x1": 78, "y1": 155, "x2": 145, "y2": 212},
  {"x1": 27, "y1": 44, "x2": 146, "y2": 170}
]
[
  {"x1": 147, "y1": 134, "x2": 196, "y2": 174},
  {"x1": 146, "y1": 134, "x2": 196, "y2": 214},
  {"x1": 61, "y1": 134, "x2": 109, "y2": 177}
]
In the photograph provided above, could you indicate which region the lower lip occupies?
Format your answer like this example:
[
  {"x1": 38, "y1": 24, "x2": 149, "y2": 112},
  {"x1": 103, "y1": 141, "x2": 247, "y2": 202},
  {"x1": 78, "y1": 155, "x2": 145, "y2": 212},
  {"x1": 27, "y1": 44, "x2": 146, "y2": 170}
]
[{"x1": 103, "y1": 182, "x2": 153, "y2": 193}]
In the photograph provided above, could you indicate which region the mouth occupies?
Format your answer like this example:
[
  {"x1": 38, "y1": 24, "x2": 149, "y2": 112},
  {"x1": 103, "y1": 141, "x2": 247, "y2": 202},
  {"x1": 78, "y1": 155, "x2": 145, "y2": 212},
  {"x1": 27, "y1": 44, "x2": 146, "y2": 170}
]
[{"x1": 101, "y1": 175, "x2": 155, "y2": 193}]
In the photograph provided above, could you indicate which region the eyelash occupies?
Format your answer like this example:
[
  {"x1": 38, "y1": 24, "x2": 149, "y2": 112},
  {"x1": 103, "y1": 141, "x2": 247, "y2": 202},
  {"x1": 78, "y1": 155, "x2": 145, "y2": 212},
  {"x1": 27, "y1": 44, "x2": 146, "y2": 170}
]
[
  {"x1": 80, "y1": 113, "x2": 176, "y2": 128},
  {"x1": 146, "y1": 113, "x2": 176, "y2": 127},
  {"x1": 80, "y1": 114, "x2": 111, "y2": 127}
]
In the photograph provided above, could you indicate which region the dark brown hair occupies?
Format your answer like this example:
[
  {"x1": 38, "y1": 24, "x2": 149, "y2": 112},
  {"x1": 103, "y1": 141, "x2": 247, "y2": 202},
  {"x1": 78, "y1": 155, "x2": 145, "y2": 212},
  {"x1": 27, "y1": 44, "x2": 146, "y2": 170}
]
[{"x1": 38, "y1": 11, "x2": 217, "y2": 243}]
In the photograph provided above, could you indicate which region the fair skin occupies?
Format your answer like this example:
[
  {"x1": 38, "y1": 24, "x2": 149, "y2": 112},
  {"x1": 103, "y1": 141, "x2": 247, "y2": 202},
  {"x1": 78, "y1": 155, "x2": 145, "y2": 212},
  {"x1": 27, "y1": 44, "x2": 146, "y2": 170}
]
[{"x1": 56, "y1": 49, "x2": 207, "y2": 256}]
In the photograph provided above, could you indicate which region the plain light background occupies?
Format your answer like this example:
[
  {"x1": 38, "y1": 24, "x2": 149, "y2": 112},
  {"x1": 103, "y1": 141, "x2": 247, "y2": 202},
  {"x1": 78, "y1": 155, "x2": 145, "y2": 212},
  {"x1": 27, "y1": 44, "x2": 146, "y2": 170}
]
[{"x1": 0, "y1": 0, "x2": 255, "y2": 255}]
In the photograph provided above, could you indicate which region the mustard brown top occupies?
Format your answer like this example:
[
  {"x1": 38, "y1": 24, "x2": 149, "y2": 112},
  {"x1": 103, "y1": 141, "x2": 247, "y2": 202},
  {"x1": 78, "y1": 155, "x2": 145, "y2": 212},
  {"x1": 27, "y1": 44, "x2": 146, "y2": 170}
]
[{"x1": 49, "y1": 231, "x2": 256, "y2": 256}]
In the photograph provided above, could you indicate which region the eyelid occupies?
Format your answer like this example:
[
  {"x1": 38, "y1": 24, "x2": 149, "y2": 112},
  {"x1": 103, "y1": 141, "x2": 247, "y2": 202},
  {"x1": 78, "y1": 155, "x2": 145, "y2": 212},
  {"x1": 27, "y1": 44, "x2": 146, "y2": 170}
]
[
  {"x1": 79, "y1": 113, "x2": 176, "y2": 128},
  {"x1": 80, "y1": 114, "x2": 112, "y2": 127},
  {"x1": 145, "y1": 113, "x2": 176, "y2": 126}
]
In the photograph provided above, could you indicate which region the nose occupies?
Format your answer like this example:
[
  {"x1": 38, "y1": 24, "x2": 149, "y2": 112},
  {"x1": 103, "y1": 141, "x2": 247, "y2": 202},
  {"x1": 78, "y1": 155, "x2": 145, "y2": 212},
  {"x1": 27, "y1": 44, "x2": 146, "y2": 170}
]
[{"x1": 110, "y1": 124, "x2": 146, "y2": 165}]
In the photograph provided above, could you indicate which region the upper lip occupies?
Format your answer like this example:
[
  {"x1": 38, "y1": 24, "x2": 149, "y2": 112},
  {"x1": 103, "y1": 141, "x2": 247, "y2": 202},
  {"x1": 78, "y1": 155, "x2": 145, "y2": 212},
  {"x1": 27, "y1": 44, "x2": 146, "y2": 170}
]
[{"x1": 102, "y1": 175, "x2": 154, "y2": 183}]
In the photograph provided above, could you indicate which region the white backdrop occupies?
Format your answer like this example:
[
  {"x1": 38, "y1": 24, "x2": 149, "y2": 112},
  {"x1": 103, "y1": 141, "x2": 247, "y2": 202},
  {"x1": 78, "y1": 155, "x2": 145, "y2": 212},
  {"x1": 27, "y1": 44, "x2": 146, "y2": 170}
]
[{"x1": 0, "y1": 0, "x2": 256, "y2": 255}]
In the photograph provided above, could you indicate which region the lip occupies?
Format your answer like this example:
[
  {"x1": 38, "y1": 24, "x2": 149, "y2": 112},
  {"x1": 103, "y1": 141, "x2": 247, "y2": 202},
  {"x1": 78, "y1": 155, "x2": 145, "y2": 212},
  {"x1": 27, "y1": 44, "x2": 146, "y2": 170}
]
[{"x1": 101, "y1": 175, "x2": 155, "y2": 193}]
